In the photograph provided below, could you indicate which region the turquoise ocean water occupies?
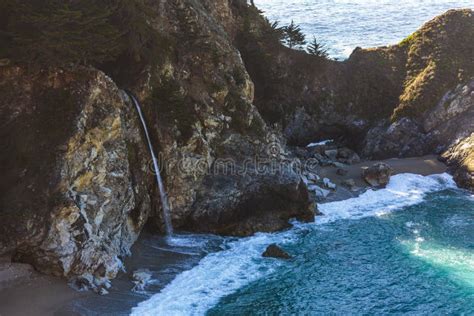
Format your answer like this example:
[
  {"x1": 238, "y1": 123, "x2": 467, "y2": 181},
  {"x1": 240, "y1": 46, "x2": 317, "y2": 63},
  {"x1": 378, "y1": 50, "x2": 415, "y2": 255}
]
[{"x1": 132, "y1": 174, "x2": 474, "y2": 315}]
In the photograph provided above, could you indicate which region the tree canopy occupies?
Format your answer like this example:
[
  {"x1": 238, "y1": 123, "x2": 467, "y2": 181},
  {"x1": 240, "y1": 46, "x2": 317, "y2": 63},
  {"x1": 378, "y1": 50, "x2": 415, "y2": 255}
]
[
  {"x1": 0, "y1": 0, "x2": 164, "y2": 69},
  {"x1": 307, "y1": 36, "x2": 329, "y2": 58},
  {"x1": 283, "y1": 20, "x2": 306, "y2": 49}
]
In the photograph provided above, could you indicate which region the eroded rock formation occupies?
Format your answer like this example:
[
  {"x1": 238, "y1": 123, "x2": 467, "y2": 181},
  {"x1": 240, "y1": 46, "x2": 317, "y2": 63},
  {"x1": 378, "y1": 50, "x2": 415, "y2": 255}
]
[
  {"x1": 0, "y1": 66, "x2": 153, "y2": 290},
  {"x1": 0, "y1": 0, "x2": 473, "y2": 288},
  {"x1": 0, "y1": 0, "x2": 316, "y2": 287}
]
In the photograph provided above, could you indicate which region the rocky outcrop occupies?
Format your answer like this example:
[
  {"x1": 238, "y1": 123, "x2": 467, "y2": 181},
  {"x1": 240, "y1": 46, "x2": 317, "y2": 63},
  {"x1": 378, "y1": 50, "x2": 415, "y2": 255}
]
[
  {"x1": 236, "y1": 6, "x2": 474, "y2": 191},
  {"x1": 122, "y1": 0, "x2": 316, "y2": 235},
  {"x1": 262, "y1": 244, "x2": 291, "y2": 259},
  {"x1": 0, "y1": 0, "x2": 316, "y2": 286},
  {"x1": 362, "y1": 118, "x2": 435, "y2": 159},
  {"x1": 362, "y1": 163, "x2": 394, "y2": 187},
  {"x1": 442, "y1": 134, "x2": 474, "y2": 190},
  {"x1": 1, "y1": 0, "x2": 472, "y2": 289},
  {"x1": 365, "y1": 78, "x2": 474, "y2": 188},
  {"x1": 187, "y1": 166, "x2": 314, "y2": 236},
  {"x1": 0, "y1": 66, "x2": 153, "y2": 291},
  {"x1": 238, "y1": 8, "x2": 473, "y2": 155}
]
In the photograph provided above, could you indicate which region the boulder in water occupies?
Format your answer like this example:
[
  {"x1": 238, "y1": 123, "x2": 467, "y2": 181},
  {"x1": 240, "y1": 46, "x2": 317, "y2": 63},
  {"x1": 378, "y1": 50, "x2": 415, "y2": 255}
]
[
  {"x1": 362, "y1": 162, "x2": 394, "y2": 187},
  {"x1": 132, "y1": 269, "x2": 153, "y2": 292},
  {"x1": 262, "y1": 244, "x2": 291, "y2": 260}
]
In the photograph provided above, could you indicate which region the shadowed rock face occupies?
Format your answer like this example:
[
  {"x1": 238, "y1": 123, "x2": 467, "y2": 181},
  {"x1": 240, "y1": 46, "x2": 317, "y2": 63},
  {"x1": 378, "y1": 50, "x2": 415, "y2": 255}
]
[
  {"x1": 442, "y1": 134, "x2": 474, "y2": 190},
  {"x1": 187, "y1": 168, "x2": 315, "y2": 236},
  {"x1": 0, "y1": 0, "x2": 316, "y2": 286},
  {"x1": 238, "y1": 8, "x2": 473, "y2": 153},
  {"x1": 0, "y1": 67, "x2": 153, "y2": 291},
  {"x1": 0, "y1": 1, "x2": 472, "y2": 287}
]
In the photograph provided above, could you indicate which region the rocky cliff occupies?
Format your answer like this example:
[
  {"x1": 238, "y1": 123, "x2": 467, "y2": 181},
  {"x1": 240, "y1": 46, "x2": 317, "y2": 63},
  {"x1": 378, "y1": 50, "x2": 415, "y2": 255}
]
[
  {"x1": 236, "y1": 7, "x2": 474, "y2": 189},
  {"x1": 0, "y1": 66, "x2": 153, "y2": 291},
  {"x1": 0, "y1": 0, "x2": 315, "y2": 289},
  {"x1": 238, "y1": 8, "x2": 473, "y2": 152},
  {"x1": 0, "y1": 1, "x2": 473, "y2": 289}
]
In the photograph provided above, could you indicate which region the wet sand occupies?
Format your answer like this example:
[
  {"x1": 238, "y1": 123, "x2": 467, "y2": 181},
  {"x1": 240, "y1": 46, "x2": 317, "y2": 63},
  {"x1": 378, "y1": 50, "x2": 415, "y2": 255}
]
[
  {"x1": 319, "y1": 155, "x2": 447, "y2": 202},
  {"x1": 0, "y1": 155, "x2": 448, "y2": 316},
  {"x1": 320, "y1": 155, "x2": 446, "y2": 187},
  {"x1": 0, "y1": 259, "x2": 89, "y2": 316}
]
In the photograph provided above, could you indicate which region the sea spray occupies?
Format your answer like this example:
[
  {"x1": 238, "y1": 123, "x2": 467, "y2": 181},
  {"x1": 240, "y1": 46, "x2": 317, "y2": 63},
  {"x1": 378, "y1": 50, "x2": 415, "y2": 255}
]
[{"x1": 129, "y1": 93, "x2": 173, "y2": 236}]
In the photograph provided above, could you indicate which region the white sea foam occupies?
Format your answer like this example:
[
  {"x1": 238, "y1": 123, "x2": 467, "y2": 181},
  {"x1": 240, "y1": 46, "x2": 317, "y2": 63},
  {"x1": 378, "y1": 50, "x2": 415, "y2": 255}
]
[
  {"x1": 317, "y1": 173, "x2": 456, "y2": 224},
  {"x1": 307, "y1": 139, "x2": 333, "y2": 147},
  {"x1": 130, "y1": 234, "x2": 291, "y2": 316},
  {"x1": 131, "y1": 173, "x2": 456, "y2": 316}
]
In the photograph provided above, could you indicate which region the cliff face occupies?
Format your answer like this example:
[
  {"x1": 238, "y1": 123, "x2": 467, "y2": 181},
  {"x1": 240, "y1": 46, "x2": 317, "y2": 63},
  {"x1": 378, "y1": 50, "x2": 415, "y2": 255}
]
[
  {"x1": 122, "y1": 0, "x2": 315, "y2": 235},
  {"x1": 238, "y1": 8, "x2": 473, "y2": 154},
  {"x1": 0, "y1": 0, "x2": 472, "y2": 288},
  {"x1": 236, "y1": 7, "x2": 474, "y2": 189},
  {"x1": 0, "y1": 67, "x2": 153, "y2": 291},
  {"x1": 438, "y1": 81, "x2": 474, "y2": 190},
  {"x1": 0, "y1": 0, "x2": 315, "y2": 287}
]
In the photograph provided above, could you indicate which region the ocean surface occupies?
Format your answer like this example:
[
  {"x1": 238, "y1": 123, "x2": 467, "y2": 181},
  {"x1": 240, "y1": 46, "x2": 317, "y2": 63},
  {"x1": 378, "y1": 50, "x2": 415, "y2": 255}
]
[
  {"x1": 255, "y1": 0, "x2": 474, "y2": 59},
  {"x1": 132, "y1": 173, "x2": 474, "y2": 315}
]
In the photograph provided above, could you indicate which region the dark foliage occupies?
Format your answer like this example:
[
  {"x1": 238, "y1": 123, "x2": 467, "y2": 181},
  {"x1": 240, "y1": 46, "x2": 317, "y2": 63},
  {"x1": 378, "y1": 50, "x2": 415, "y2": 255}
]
[
  {"x1": 4, "y1": 0, "x2": 122, "y2": 66},
  {"x1": 0, "y1": 0, "x2": 170, "y2": 74},
  {"x1": 307, "y1": 36, "x2": 329, "y2": 58},
  {"x1": 150, "y1": 76, "x2": 195, "y2": 143},
  {"x1": 262, "y1": 19, "x2": 285, "y2": 44},
  {"x1": 283, "y1": 20, "x2": 306, "y2": 49}
]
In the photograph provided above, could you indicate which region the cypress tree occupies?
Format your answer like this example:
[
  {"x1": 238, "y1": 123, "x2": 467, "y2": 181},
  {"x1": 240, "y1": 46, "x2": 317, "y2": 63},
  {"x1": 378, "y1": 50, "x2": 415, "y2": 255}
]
[
  {"x1": 283, "y1": 20, "x2": 306, "y2": 49},
  {"x1": 307, "y1": 36, "x2": 329, "y2": 58}
]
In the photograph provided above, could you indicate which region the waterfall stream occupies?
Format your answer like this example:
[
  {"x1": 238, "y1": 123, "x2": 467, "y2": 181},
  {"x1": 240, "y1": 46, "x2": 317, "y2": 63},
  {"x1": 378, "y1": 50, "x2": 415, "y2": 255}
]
[{"x1": 128, "y1": 92, "x2": 173, "y2": 236}]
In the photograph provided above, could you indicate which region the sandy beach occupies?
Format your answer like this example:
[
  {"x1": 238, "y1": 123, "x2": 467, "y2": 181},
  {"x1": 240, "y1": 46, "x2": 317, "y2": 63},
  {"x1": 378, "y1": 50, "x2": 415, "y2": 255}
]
[
  {"x1": 320, "y1": 155, "x2": 446, "y2": 187},
  {"x1": 0, "y1": 258, "x2": 89, "y2": 316}
]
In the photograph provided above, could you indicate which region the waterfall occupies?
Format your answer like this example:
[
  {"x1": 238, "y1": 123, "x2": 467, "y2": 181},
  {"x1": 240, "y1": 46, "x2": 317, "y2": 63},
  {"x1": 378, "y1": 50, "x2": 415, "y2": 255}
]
[{"x1": 128, "y1": 92, "x2": 173, "y2": 236}]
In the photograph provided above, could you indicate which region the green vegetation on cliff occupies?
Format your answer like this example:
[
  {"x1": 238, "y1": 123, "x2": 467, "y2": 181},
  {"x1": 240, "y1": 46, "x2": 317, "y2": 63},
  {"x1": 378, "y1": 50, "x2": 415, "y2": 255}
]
[
  {"x1": 0, "y1": 0, "x2": 168, "y2": 73},
  {"x1": 392, "y1": 9, "x2": 474, "y2": 121},
  {"x1": 149, "y1": 76, "x2": 196, "y2": 144}
]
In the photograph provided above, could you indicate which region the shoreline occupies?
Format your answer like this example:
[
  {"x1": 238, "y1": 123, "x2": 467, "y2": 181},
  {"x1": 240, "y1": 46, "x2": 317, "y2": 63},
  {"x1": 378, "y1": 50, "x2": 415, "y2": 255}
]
[
  {"x1": 319, "y1": 155, "x2": 447, "y2": 202},
  {"x1": 0, "y1": 260, "x2": 89, "y2": 316},
  {"x1": 0, "y1": 155, "x2": 448, "y2": 316}
]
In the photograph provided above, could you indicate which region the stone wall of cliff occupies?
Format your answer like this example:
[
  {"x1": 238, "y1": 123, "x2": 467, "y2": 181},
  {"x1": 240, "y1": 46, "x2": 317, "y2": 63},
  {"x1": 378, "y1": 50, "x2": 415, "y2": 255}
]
[
  {"x1": 0, "y1": 66, "x2": 154, "y2": 291},
  {"x1": 239, "y1": 8, "x2": 473, "y2": 147},
  {"x1": 0, "y1": 0, "x2": 473, "y2": 289},
  {"x1": 0, "y1": 0, "x2": 315, "y2": 288},
  {"x1": 235, "y1": 7, "x2": 473, "y2": 189}
]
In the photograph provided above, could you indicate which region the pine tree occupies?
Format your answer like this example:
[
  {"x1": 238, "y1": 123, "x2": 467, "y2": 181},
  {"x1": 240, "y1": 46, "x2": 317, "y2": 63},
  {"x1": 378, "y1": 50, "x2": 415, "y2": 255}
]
[
  {"x1": 307, "y1": 36, "x2": 329, "y2": 58},
  {"x1": 262, "y1": 19, "x2": 285, "y2": 44},
  {"x1": 283, "y1": 20, "x2": 306, "y2": 49}
]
